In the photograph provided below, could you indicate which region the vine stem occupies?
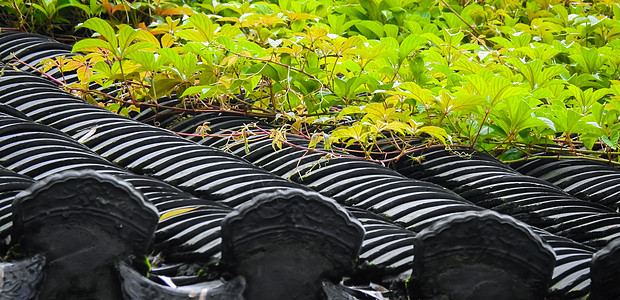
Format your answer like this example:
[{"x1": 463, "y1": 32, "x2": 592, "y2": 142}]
[
  {"x1": 9, "y1": 57, "x2": 278, "y2": 118},
  {"x1": 503, "y1": 155, "x2": 620, "y2": 166},
  {"x1": 18, "y1": 53, "x2": 617, "y2": 165},
  {"x1": 9, "y1": 57, "x2": 67, "y2": 85},
  {"x1": 86, "y1": 91, "x2": 277, "y2": 118},
  {"x1": 438, "y1": 0, "x2": 493, "y2": 52},
  {"x1": 439, "y1": 0, "x2": 481, "y2": 37},
  {"x1": 221, "y1": 46, "x2": 334, "y2": 93},
  {"x1": 470, "y1": 108, "x2": 491, "y2": 147},
  {"x1": 171, "y1": 125, "x2": 432, "y2": 165}
]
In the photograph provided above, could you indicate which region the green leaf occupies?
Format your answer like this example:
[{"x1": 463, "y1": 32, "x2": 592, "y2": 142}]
[
  {"x1": 72, "y1": 38, "x2": 114, "y2": 52},
  {"x1": 509, "y1": 31, "x2": 531, "y2": 48},
  {"x1": 181, "y1": 85, "x2": 211, "y2": 98},
  {"x1": 442, "y1": 30, "x2": 464, "y2": 46},
  {"x1": 500, "y1": 148, "x2": 525, "y2": 161},
  {"x1": 125, "y1": 41, "x2": 157, "y2": 57},
  {"x1": 335, "y1": 5, "x2": 368, "y2": 21},
  {"x1": 491, "y1": 98, "x2": 546, "y2": 137},
  {"x1": 308, "y1": 132, "x2": 324, "y2": 149},
  {"x1": 567, "y1": 85, "x2": 611, "y2": 114},
  {"x1": 355, "y1": 20, "x2": 385, "y2": 38},
  {"x1": 128, "y1": 50, "x2": 161, "y2": 73},
  {"x1": 338, "y1": 106, "x2": 363, "y2": 117},
  {"x1": 386, "y1": 81, "x2": 434, "y2": 106},
  {"x1": 517, "y1": 43, "x2": 560, "y2": 62},
  {"x1": 552, "y1": 4, "x2": 569, "y2": 25},
  {"x1": 117, "y1": 25, "x2": 139, "y2": 56},
  {"x1": 77, "y1": 18, "x2": 117, "y2": 49},
  {"x1": 68, "y1": 0, "x2": 92, "y2": 14},
  {"x1": 440, "y1": 92, "x2": 485, "y2": 113},
  {"x1": 188, "y1": 13, "x2": 218, "y2": 42},
  {"x1": 460, "y1": 70, "x2": 528, "y2": 107},
  {"x1": 418, "y1": 126, "x2": 448, "y2": 144},
  {"x1": 509, "y1": 58, "x2": 567, "y2": 90},
  {"x1": 215, "y1": 36, "x2": 234, "y2": 49},
  {"x1": 399, "y1": 34, "x2": 426, "y2": 62},
  {"x1": 384, "y1": 24, "x2": 399, "y2": 38},
  {"x1": 489, "y1": 36, "x2": 514, "y2": 49},
  {"x1": 602, "y1": 130, "x2": 619, "y2": 150},
  {"x1": 327, "y1": 14, "x2": 357, "y2": 35},
  {"x1": 28, "y1": 3, "x2": 49, "y2": 16},
  {"x1": 422, "y1": 32, "x2": 444, "y2": 47},
  {"x1": 570, "y1": 46, "x2": 605, "y2": 74}
]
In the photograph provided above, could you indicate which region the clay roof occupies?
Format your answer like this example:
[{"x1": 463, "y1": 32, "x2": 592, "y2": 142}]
[{"x1": 0, "y1": 31, "x2": 619, "y2": 299}]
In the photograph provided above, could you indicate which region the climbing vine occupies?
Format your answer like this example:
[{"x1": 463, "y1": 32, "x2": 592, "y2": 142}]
[{"x1": 2, "y1": 0, "x2": 620, "y2": 164}]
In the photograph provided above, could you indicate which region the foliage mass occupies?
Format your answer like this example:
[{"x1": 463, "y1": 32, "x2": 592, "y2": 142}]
[{"x1": 2, "y1": 0, "x2": 620, "y2": 165}]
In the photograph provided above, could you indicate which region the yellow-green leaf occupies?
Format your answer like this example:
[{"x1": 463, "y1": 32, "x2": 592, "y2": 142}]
[
  {"x1": 418, "y1": 126, "x2": 449, "y2": 144},
  {"x1": 159, "y1": 207, "x2": 199, "y2": 221},
  {"x1": 72, "y1": 38, "x2": 114, "y2": 53},
  {"x1": 308, "y1": 132, "x2": 324, "y2": 149},
  {"x1": 77, "y1": 18, "x2": 117, "y2": 49}
]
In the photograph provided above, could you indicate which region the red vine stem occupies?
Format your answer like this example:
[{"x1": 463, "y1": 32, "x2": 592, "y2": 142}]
[
  {"x1": 9, "y1": 57, "x2": 278, "y2": 119},
  {"x1": 169, "y1": 125, "x2": 435, "y2": 165}
]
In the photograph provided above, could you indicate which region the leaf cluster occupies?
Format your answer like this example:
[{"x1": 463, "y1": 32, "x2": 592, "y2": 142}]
[
  {"x1": 6, "y1": 0, "x2": 620, "y2": 163},
  {"x1": 0, "y1": 0, "x2": 192, "y2": 36}
]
